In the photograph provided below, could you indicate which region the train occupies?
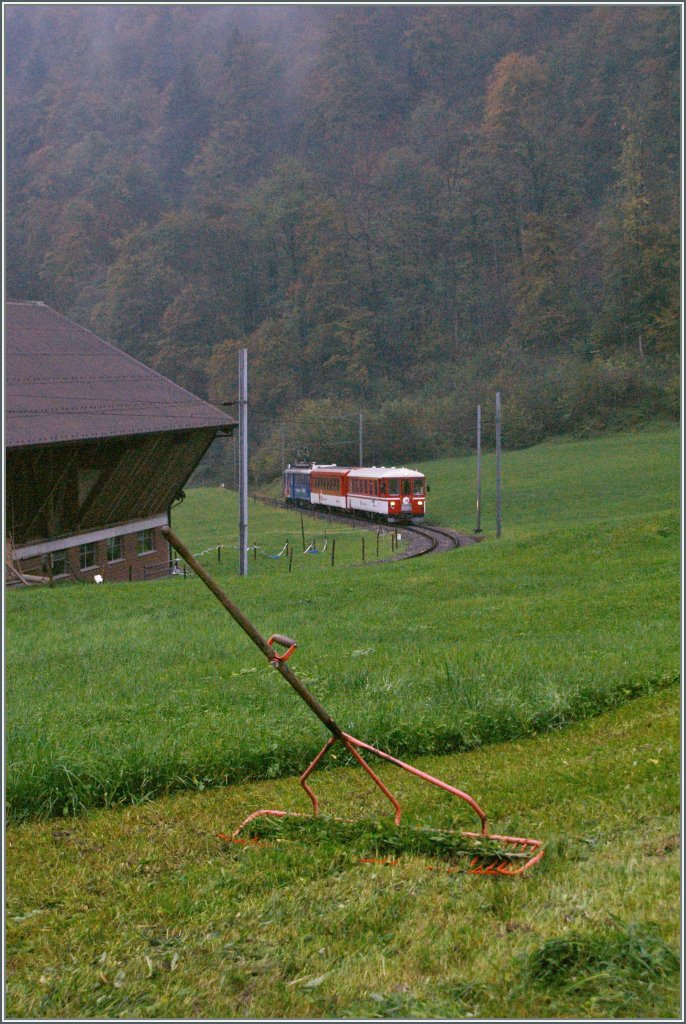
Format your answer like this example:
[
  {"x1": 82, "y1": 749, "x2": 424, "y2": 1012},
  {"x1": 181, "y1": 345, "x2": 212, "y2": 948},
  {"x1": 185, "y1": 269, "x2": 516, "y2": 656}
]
[{"x1": 283, "y1": 463, "x2": 427, "y2": 524}]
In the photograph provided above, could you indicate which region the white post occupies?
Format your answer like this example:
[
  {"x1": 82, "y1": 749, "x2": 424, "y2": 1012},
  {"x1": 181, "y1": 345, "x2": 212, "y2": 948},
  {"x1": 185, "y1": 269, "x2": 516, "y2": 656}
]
[{"x1": 238, "y1": 348, "x2": 248, "y2": 576}]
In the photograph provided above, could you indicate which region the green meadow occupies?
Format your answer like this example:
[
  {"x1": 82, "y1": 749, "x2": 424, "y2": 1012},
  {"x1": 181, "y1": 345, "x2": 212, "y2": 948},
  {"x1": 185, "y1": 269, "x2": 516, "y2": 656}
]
[
  {"x1": 6, "y1": 690, "x2": 680, "y2": 1019},
  {"x1": 5, "y1": 424, "x2": 681, "y2": 1019},
  {"x1": 5, "y1": 425, "x2": 679, "y2": 822}
]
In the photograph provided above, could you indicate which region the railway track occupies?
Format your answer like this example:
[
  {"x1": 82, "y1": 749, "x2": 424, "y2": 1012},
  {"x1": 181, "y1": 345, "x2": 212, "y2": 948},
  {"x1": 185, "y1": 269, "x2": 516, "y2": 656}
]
[{"x1": 253, "y1": 494, "x2": 480, "y2": 562}]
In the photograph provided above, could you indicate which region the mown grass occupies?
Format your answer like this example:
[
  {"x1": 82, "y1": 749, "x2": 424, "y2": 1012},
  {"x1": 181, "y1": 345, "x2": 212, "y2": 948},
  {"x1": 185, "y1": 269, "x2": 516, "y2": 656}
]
[
  {"x1": 5, "y1": 689, "x2": 680, "y2": 1019},
  {"x1": 5, "y1": 426, "x2": 679, "y2": 821}
]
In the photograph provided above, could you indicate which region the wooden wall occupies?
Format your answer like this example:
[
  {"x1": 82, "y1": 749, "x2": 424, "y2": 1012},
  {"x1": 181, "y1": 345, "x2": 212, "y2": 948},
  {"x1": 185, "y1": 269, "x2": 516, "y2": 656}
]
[{"x1": 6, "y1": 428, "x2": 216, "y2": 547}]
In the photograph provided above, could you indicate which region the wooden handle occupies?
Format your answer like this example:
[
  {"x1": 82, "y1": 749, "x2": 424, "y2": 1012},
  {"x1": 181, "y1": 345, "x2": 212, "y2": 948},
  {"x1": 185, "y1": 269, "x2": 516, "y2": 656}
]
[{"x1": 162, "y1": 527, "x2": 344, "y2": 739}]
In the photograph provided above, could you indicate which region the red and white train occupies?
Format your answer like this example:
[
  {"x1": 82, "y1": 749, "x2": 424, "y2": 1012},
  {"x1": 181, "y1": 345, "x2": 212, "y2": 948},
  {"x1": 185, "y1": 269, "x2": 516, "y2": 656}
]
[{"x1": 283, "y1": 463, "x2": 427, "y2": 524}]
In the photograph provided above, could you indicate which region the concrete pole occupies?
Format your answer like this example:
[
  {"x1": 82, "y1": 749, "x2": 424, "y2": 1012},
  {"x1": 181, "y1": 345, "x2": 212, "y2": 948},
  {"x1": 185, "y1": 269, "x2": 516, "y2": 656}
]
[
  {"x1": 280, "y1": 423, "x2": 286, "y2": 474},
  {"x1": 238, "y1": 348, "x2": 248, "y2": 576},
  {"x1": 495, "y1": 391, "x2": 502, "y2": 538},
  {"x1": 359, "y1": 412, "x2": 364, "y2": 467},
  {"x1": 475, "y1": 404, "x2": 482, "y2": 533}
]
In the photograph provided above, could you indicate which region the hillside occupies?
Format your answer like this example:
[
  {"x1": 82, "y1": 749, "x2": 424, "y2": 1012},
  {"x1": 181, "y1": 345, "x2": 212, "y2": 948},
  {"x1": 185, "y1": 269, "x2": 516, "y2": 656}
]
[
  {"x1": 5, "y1": 425, "x2": 680, "y2": 1018},
  {"x1": 5, "y1": 426, "x2": 679, "y2": 821},
  {"x1": 5, "y1": 6, "x2": 680, "y2": 479}
]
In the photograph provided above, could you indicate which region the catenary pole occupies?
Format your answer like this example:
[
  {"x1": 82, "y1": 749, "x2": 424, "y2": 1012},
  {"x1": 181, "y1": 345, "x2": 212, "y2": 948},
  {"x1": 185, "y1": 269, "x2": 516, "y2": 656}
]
[
  {"x1": 495, "y1": 391, "x2": 502, "y2": 538},
  {"x1": 475, "y1": 403, "x2": 482, "y2": 533},
  {"x1": 359, "y1": 412, "x2": 364, "y2": 466},
  {"x1": 238, "y1": 348, "x2": 248, "y2": 576}
]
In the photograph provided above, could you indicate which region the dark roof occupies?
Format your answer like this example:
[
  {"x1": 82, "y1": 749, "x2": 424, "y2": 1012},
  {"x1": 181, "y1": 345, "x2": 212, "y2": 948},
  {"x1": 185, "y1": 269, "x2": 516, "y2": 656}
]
[{"x1": 5, "y1": 301, "x2": 236, "y2": 448}]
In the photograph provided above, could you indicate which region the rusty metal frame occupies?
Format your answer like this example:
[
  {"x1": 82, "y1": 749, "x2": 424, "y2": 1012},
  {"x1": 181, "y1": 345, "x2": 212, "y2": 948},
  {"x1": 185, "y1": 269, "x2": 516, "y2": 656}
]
[{"x1": 163, "y1": 527, "x2": 545, "y2": 876}]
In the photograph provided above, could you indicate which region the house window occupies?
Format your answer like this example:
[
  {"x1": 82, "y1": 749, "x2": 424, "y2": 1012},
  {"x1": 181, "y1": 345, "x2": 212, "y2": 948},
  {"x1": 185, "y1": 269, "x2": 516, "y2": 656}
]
[
  {"x1": 137, "y1": 529, "x2": 154, "y2": 555},
  {"x1": 51, "y1": 549, "x2": 70, "y2": 577},
  {"x1": 79, "y1": 543, "x2": 96, "y2": 571},
  {"x1": 107, "y1": 535, "x2": 123, "y2": 562}
]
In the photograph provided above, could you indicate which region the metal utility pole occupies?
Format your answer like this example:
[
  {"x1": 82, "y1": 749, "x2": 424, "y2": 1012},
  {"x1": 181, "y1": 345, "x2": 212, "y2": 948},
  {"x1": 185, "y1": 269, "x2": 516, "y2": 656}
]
[
  {"x1": 475, "y1": 404, "x2": 482, "y2": 533},
  {"x1": 280, "y1": 423, "x2": 286, "y2": 473},
  {"x1": 238, "y1": 348, "x2": 249, "y2": 576},
  {"x1": 232, "y1": 432, "x2": 238, "y2": 490},
  {"x1": 359, "y1": 412, "x2": 364, "y2": 466},
  {"x1": 495, "y1": 391, "x2": 502, "y2": 538}
]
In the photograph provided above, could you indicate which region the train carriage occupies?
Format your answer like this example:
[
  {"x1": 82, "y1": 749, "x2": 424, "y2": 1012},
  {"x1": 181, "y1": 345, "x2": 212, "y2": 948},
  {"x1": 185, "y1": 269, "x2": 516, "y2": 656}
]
[
  {"x1": 347, "y1": 467, "x2": 426, "y2": 523},
  {"x1": 309, "y1": 465, "x2": 349, "y2": 511},
  {"x1": 283, "y1": 464, "x2": 311, "y2": 505}
]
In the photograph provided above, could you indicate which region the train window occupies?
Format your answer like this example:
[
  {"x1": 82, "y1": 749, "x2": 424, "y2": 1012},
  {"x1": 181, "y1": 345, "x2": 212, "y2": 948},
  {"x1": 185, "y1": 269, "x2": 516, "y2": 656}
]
[
  {"x1": 403, "y1": 480, "x2": 411, "y2": 495},
  {"x1": 388, "y1": 479, "x2": 399, "y2": 495},
  {"x1": 413, "y1": 479, "x2": 424, "y2": 495},
  {"x1": 380, "y1": 481, "x2": 387, "y2": 496}
]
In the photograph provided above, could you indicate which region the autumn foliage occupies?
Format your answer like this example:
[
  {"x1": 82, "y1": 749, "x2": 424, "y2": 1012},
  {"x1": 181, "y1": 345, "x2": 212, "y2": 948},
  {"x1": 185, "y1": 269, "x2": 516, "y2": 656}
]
[{"x1": 5, "y1": 6, "x2": 679, "y2": 479}]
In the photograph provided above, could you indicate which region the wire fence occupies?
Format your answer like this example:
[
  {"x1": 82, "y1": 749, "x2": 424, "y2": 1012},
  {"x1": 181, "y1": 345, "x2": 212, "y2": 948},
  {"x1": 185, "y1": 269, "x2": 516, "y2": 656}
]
[{"x1": 142, "y1": 526, "x2": 404, "y2": 580}]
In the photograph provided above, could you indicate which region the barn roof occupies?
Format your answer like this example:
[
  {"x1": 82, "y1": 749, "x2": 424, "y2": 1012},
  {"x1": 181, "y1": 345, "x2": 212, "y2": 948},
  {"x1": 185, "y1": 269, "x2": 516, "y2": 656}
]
[{"x1": 5, "y1": 301, "x2": 236, "y2": 448}]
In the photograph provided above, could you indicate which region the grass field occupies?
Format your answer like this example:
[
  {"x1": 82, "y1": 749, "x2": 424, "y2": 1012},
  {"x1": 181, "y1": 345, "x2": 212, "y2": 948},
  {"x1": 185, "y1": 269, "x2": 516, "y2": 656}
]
[
  {"x1": 5, "y1": 689, "x2": 680, "y2": 1019},
  {"x1": 4, "y1": 424, "x2": 681, "y2": 1019},
  {"x1": 5, "y1": 425, "x2": 679, "y2": 822}
]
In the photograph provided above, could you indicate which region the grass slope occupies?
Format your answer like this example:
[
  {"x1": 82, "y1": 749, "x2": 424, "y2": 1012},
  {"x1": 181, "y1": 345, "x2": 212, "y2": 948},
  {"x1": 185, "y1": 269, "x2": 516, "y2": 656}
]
[
  {"x1": 5, "y1": 689, "x2": 680, "y2": 1019},
  {"x1": 5, "y1": 426, "x2": 680, "y2": 820}
]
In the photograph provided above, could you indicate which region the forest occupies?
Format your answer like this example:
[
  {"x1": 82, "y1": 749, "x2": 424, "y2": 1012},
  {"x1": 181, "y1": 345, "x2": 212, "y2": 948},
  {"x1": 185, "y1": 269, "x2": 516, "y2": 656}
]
[{"x1": 5, "y1": 5, "x2": 680, "y2": 480}]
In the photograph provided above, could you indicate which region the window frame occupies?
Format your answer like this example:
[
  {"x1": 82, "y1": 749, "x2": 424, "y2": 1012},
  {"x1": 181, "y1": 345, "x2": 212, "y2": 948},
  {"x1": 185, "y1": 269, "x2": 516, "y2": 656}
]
[
  {"x1": 107, "y1": 535, "x2": 124, "y2": 563},
  {"x1": 79, "y1": 542, "x2": 97, "y2": 571},
  {"x1": 136, "y1": 529, "x2": 154, "y2": 556},
  {"x1": 51, "y1": 549, "x2": 70, "y2": 577}
]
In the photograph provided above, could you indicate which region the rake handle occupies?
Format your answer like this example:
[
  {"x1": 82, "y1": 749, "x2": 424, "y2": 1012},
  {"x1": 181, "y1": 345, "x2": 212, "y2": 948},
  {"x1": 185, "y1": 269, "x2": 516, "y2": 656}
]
[{"x1": 162, "y1": 527, "x2": 345, "y2": 740}]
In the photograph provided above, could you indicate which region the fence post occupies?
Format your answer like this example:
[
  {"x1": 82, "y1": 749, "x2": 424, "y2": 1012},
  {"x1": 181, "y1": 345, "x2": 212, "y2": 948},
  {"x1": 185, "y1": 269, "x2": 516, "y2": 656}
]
[
  {"x1": 301, "y1": 514, "x2": 306, "y2": 551},
  {"x1": 362, "y1": 537, "x2": 365, "y2": 562},
  {"x1": 288, "y1": 545, "x2": 293, "y2": 573},
  {"x1": 217, "y1": 544, "x2": 221, "y2": 563},
  {"x1": 331, "y1": 537, "x2": 336, "y2": 568}
]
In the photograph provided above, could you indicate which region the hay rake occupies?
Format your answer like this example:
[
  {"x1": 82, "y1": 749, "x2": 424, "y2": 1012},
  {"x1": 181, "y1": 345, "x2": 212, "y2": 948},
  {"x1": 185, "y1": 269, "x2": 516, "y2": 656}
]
[{"x1": 162, "y1": 527, "x2": 544, "y2": 876}]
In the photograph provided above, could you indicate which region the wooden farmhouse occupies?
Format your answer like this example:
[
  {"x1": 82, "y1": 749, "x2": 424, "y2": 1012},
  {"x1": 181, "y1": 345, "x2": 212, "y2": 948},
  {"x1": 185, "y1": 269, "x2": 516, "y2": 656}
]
[{"x1": 5, "y1": 301, "x2": 236, "y2": 584}]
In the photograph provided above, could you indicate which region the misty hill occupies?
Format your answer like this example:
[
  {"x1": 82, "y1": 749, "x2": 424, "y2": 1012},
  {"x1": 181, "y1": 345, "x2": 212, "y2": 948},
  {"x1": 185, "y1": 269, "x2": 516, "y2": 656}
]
[{"x1": 5, "y1": 6, "x2": 680, "y2": 480}]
